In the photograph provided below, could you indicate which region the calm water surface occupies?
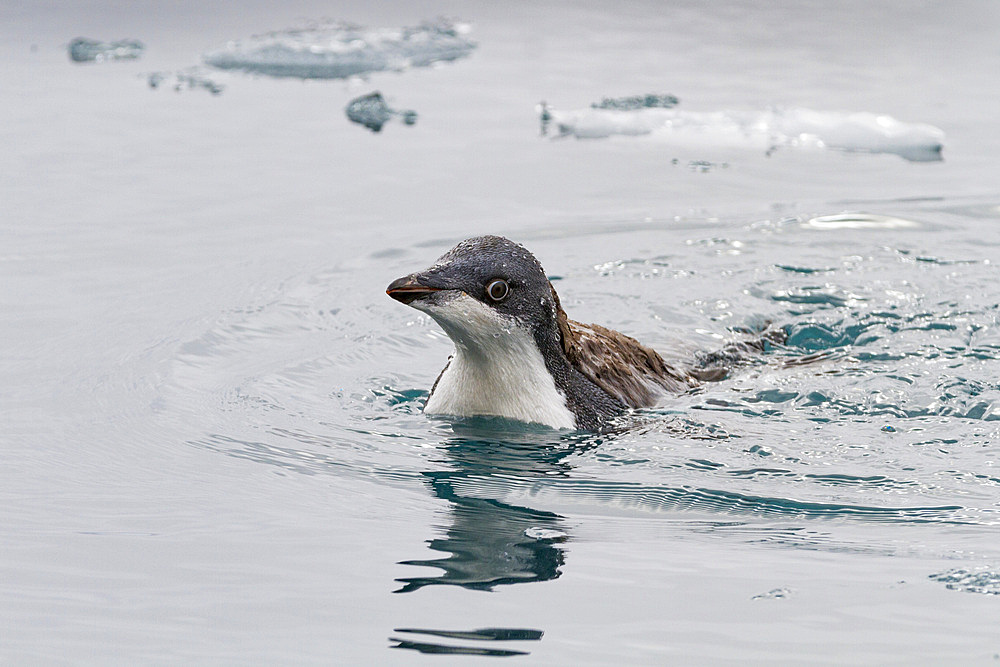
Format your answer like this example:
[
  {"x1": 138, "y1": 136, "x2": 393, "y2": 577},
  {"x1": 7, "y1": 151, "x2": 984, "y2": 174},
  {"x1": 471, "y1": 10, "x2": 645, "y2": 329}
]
[{"x1": 3, "y1": 1, "x2": 999, "y2": 663}]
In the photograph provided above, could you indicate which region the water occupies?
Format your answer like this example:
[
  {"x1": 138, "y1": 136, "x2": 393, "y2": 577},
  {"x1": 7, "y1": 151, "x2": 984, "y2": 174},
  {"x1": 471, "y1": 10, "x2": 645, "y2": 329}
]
[{"x1": 3, "y1": 0, "x2": 999, "y2": 663}]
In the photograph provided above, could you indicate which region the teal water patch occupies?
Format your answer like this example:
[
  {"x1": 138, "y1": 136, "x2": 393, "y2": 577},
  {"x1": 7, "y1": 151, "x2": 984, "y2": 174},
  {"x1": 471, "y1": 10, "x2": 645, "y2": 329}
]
[{"x1": 370, "y1": 386, "x2": 429, "y2": 413}]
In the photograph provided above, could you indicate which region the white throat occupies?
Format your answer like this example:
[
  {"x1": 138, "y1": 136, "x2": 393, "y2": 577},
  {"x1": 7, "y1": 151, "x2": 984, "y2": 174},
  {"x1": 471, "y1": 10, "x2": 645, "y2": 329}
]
[{"x1": 414, "y1": 292, "x2": 576, "y2": 430}]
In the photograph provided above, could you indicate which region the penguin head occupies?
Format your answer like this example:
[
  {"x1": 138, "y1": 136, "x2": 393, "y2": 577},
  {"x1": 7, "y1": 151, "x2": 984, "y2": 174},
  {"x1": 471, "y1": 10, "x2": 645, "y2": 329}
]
[{"x1": 387, "y1": 236, "x2": 560, "y2": 351}]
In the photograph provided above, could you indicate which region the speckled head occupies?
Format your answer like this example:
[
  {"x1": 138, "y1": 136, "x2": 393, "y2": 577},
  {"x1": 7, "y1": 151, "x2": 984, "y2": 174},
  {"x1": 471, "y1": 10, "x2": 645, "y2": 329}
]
[{"x1": 386, "y1": 235, "x2": 560, "y2": 343}]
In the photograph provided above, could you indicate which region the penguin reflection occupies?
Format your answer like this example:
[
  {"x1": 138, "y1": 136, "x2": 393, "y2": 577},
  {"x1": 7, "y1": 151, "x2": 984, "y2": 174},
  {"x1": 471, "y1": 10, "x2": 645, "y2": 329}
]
[{"x1": 394, "y1": 419, "x2": 596, "y2": 593}]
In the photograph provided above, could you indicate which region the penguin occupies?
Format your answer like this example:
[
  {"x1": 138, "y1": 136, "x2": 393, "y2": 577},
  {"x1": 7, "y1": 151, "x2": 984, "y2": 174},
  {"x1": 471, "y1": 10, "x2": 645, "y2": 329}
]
[{"x1": 386, "y1": 235, "x2": 751, "y2": 431}]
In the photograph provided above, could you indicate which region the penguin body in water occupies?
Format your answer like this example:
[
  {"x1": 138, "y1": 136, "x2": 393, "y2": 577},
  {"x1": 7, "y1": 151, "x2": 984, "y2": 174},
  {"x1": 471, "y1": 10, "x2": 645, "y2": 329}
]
[{"x1": 387, "y1": 235, "x2": 772, "y2": 430}]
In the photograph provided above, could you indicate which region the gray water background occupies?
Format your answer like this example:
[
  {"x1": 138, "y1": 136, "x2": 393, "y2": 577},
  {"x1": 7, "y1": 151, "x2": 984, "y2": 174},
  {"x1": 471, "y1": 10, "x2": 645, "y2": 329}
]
[{"x1": 3, "y1": 0, "x2": 1000, "y2": 663}]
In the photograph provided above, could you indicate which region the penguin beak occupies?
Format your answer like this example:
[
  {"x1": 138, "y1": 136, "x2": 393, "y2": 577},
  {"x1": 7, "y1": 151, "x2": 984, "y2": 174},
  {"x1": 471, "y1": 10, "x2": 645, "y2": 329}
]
[{"x1": 386, "y1": 273, "x2": 445, "y2": 305}]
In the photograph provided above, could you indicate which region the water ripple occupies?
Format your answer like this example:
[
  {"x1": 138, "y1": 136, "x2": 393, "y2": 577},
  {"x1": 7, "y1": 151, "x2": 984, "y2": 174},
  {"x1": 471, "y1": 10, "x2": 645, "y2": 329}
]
[{"x1": 446, "y1": 475, "x2": 972, "y2": 525}]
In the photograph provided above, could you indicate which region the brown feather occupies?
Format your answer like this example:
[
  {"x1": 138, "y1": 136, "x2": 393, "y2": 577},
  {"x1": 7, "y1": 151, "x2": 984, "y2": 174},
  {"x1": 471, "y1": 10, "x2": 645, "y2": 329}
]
[{"x1": 550, "y1": 283, "x2": 699, "y2": 408}]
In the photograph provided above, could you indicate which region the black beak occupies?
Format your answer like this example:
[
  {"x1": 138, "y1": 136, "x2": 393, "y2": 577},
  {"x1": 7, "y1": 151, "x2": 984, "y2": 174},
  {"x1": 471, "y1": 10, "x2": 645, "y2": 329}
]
[{"x1": 386, "y1": 274, "x2": 444, "y2": 305}]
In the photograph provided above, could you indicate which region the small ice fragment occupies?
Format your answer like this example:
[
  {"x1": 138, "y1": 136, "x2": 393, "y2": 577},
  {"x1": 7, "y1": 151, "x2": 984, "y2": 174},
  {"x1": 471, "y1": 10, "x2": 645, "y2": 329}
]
[
  {"x1": 752, "y1": 587, "x2": 791, "y2": 600},
  {"x1": 69, "y1": 37, "x2": 144, "y2": 63},
  {"x1": 591, "y1": 93, "x2": 679, "y2": 111},
  {"x1": 345, "y1": 91, "x2": 417, "y2": 132},
  {"x1": 524, "y1": 527, "x2": 567, "y2": 541},
  {"x1": 147, "y1": 68, "x2": 224, "y2": 95},
  {"x1": 687, "y1": 160, "x2": 728, "y2": 173}
]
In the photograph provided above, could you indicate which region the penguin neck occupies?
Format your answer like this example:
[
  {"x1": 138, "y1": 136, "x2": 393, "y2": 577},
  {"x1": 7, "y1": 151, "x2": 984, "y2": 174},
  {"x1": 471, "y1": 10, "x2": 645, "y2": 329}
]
[
  {"x1": 420, "y1": 295, "x2": 578, "y2": 430},
  {"x1": 541, "y1": 290, "x2": 629, "y2": 430}
]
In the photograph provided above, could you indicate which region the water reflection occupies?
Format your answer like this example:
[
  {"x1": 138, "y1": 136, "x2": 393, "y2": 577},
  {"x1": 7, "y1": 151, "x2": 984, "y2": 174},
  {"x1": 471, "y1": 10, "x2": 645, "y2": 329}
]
[
  {"x1": 391, "y1": 419, "x2": 593, "y2": 656},
  {"x1": 395, "y1": 418, "x2": 591, "y2": 593},
  {"x1": 389, "y1": 628, "x2": 544, "y2": 656},
  {"x1": 394, "y1": 475, "x2": 566, "y2": 592}
]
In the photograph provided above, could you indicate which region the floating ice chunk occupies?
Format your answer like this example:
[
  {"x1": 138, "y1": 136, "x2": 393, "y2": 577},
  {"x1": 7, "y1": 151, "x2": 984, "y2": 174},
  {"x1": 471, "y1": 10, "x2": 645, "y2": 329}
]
[
  {"x1": 682, "y1": 159, "x2": 729, "y2": 173},
  {"x1": 203, "y1": 19, "x2": 475, "y2": 79},
  {"x1": 540, "y1": 102, "x2": 945, "y2": 162},
  {"x1": 68, "y1": 37, "x2": 144, "y2": 63},
  {"x1": 345, "y1": 92, "x2": 417, "y2": 132},
  {"x1": 774, "y1": 109, "x2": 945, "y2": 162},
  {"x1": 148, "y1": 67, "x2": 224, "y2": 95},
  {"x1": 524, "y1": 527, "x2": 567, "y2": 541},
  {"x1": 751, "y1": 588, "x2": 791, "y2": 600},
  {"x1": 591, "y1": 93, "x2": 679, "y2": 111}
]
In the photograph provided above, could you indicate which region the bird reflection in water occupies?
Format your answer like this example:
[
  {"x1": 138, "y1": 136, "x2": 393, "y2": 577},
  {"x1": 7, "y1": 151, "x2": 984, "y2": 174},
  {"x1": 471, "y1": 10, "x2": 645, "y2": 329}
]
[{"x1": 390, "y1": 417, "x2": 598, "y2": 655}]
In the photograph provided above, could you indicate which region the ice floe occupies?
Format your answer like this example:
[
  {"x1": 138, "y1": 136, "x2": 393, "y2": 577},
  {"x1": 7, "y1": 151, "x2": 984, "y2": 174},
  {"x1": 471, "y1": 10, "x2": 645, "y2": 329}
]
[
  {"x1": 68, "y1": 37, "x2": 144, "y2": 63},
  {"x1": 540, "y1": 100, "x2": 945, "y2": 162},
  {"x1": 203, "y1": 18, "x2": 475, "y2": 80}
]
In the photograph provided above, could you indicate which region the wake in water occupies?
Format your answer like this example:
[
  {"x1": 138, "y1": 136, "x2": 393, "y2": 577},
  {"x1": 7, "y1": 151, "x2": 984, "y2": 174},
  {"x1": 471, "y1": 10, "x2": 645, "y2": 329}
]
[{"x1": 540, "y1": 99, "x2": 945, "y2": 161}]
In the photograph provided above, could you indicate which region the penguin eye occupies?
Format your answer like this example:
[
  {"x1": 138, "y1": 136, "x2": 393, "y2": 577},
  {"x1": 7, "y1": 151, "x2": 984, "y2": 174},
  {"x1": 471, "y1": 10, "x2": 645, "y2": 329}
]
[{"x1": 485, "y1": 279, "x2": 510, "y2": 302}]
